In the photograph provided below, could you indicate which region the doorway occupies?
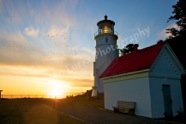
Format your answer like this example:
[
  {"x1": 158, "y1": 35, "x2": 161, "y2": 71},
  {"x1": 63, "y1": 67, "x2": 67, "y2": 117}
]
[{"x1": 162, "y1": 84, "x2": 173, "y2": 117}]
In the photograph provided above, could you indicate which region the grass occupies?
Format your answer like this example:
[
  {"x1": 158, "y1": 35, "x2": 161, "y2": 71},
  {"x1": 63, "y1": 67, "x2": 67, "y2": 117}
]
[
  {"x1": 0, "y1": 94, "x2": 185, "y2": 124},
  {"x1": 0, "y1": 99, "x2": 87, "y2": 124}
]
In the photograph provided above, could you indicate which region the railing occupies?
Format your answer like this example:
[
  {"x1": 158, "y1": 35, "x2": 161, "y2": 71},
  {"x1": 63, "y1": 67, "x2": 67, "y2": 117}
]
[
  {"x1": 1, "y1": 92, "x2": 85, "y2": 99},
  {"x1": 94, "y1": 30, "x2": 118, "y2": 37},
  {"x1": 1, "y1": 95, "x2": 46, "y2": 99}
]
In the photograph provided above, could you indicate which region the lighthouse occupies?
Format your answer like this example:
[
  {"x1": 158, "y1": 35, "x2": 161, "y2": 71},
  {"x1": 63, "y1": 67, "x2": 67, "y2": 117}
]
[{"x1": 92, "y1": 15, "x2": 119, "y2": 97}]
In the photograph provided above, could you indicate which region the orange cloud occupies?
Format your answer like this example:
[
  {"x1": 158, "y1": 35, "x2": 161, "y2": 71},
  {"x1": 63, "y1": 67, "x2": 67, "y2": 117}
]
[{"x1": 0, "y1": 30, "x2": 94, "y2": 95}]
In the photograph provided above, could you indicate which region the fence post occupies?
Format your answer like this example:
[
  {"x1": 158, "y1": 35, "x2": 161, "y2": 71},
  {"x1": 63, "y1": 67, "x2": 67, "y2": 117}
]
[{"x1": 0, "y1": 90, "x2": 3, "y2": 100}]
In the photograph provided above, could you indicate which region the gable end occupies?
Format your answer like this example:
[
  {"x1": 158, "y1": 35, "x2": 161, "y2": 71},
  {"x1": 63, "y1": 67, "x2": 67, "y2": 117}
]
[{"x1": 150, "y1": 44, "x2": 185, "y2": 78}]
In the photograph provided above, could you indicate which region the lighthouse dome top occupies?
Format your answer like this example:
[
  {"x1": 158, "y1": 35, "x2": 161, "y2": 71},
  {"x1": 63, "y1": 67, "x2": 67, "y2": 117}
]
[
  {"x1": 97, "y1": 15, "x2": 115, "y2": 26},
  {"x1": 94, "y1": 15, "x2": 117, "y2": 38}
]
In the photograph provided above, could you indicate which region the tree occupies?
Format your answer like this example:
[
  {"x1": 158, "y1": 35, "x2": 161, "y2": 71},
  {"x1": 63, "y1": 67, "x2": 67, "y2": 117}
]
[
  {"x1": 166, "y1": 28, "x2": 180, "y2": 38},
  {"x1": 167, "y1": 0, "x2": 186, "y2": 37},
  {"x1": 166, "y1": 0, "x2": 186, "y2": 112},
  {"x1": 120, "y1": 44, "x2": 134, "y2": 56},
  {"x1": 166, "y1": 0, "x2": 186, "y2": 67}
]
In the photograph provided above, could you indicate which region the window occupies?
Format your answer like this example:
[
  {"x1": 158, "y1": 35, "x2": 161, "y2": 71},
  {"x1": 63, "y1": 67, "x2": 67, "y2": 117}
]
[
  {"x1": 105, "y1": 38, "x2": 108, "y2": 43},
  {"x1": 102, "y1": 26, "x2": 111, "y2": 33}
]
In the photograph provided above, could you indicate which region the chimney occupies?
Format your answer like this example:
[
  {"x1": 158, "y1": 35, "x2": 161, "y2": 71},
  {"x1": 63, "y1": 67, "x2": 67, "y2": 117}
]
[{"x1": 133, "y1": 44, "x2": 139, "y2": 52}]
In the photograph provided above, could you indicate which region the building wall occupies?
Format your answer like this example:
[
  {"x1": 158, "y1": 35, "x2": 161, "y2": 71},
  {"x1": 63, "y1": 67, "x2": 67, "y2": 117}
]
[
  {"x1": 149, "y1": 47, "x2": 184, "y2": 118},
  {"x1": 103, "y1": 72, "x2": 153, "y2": 117},
  {"x1": 150, "y1": 46, "x2": 181, "y2": 77},
  {"x1": 94, "y1": 34, "x2": 118, "y2": 93},
  {"x1": 102, "y1": 44, "x2": 185, "y2": 118},
  {"x1": 149, "y1": 77, "x2": 184, "y2": 118}
]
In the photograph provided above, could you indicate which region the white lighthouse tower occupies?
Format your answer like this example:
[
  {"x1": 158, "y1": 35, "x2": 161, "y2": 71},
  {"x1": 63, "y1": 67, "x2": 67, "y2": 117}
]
[{"x1": 92, "y1": 15, "x2": 119, "y2": 97}]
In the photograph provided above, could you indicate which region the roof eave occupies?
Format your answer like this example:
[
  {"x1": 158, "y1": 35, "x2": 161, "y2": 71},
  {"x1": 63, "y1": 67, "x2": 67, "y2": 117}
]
[{"x1": 101, "y1": 69, "x2": 150, "y2": 80}]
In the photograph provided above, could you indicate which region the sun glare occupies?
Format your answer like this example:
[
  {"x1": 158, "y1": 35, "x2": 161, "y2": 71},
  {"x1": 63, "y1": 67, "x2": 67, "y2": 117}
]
[
  {"x1": 48, "y1": 89, "x2": 64, "y2": 98},
  {"x1": 45, "y1": 79, "x2": 71, "y2": 99}
]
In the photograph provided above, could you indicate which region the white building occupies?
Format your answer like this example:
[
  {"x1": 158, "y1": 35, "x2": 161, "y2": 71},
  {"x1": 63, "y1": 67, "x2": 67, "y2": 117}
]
[
  {"x1": 92, "y1": 16, "x2": 119, "y2": 97},
  {"x1": 100, "y1": 41, "x2": 185, "y2": 118}
]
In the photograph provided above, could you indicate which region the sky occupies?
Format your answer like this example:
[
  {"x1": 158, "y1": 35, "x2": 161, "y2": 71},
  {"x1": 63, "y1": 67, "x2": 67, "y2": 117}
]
[{"x1": 0, "y1": 0, "x2": 178, "y2": 98}]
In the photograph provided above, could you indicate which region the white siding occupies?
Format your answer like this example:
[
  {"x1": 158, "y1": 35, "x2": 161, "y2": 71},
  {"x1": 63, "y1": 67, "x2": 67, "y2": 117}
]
[
  {"x1": 149, "y1": 77, "x2": 166, "y2": 118},
  {"x1": 149, "y1": 77, "x2": 184, "y2": 118},
  {"x1": 104, "y1": 74, "x2": 152, "y2": 117},
  {"x1": 149, "y1": 47, "x2": 184, "y2": 118},
  {"x1": 102, "y1": 44, "x2": 185, "y2": 118},
  {"x1": 150, "y1": 47, "x2": 182, "y2": 78},
  {"x1": 94, "y1": 35, "x2": 118, "y2": 93}
]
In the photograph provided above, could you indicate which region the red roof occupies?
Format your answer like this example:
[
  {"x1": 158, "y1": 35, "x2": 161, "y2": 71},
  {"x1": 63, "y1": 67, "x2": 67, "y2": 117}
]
[{"x1": 100, "y1": 42, "x2": 165, "y2": 78}]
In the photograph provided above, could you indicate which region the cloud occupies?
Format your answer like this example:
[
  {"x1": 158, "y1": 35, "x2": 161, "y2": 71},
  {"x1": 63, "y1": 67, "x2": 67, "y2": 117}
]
[
  {"x1": 0, "y1": 30, "x2": 28, "y2": 46},
  {"x1": 0, "y1": 30, "x2": 46, "y2": 66},
  {"x1": 24, "y1": 27, "x2": 39, "y2": 37},
  {"x1": 0, "y1": 30, "x2": 94, "y2": 82},
  {"x1": 30, "y1": 0, "x2": 77, "y2": 28},
  {"x1": 63, "y1": 78, "x2": 93, "y2": 87},
  {"x1": 0, "y1": 0, "x2": 3, "y2": 15},
  {"x1": 47, "y1": 25, "x2": 70, "y2": 40},
  {"x1": 0, "y1": 0, "x2": 78, "y2": 28},
  {"x1": 0, "y1": 0, "x2": 94, "y2": 93},
  {"x1": 0, "y1": 30, "x2": 94, "y2": 70},
  {"x1": 0, "y1": 65, "x2": 50, "y2": 78},
  {"x1": 160, "y1": 24, "x2": 180, "y2": 39},
  {"x1": 45, "y1": 1, "x2": 77, "y2": 26},
  {"x1": 0, "y1": 0, "x2": 29, "y2": 24}
]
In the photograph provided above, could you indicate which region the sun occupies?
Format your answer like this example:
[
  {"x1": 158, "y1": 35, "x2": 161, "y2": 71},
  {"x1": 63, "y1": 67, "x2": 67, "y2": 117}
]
[
  {"x1": 48, "y1": 89, "x2": 65, "y2": 99},
  {"x1": 45, "y1": 79, "x2": 71, "y2": 99}
]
